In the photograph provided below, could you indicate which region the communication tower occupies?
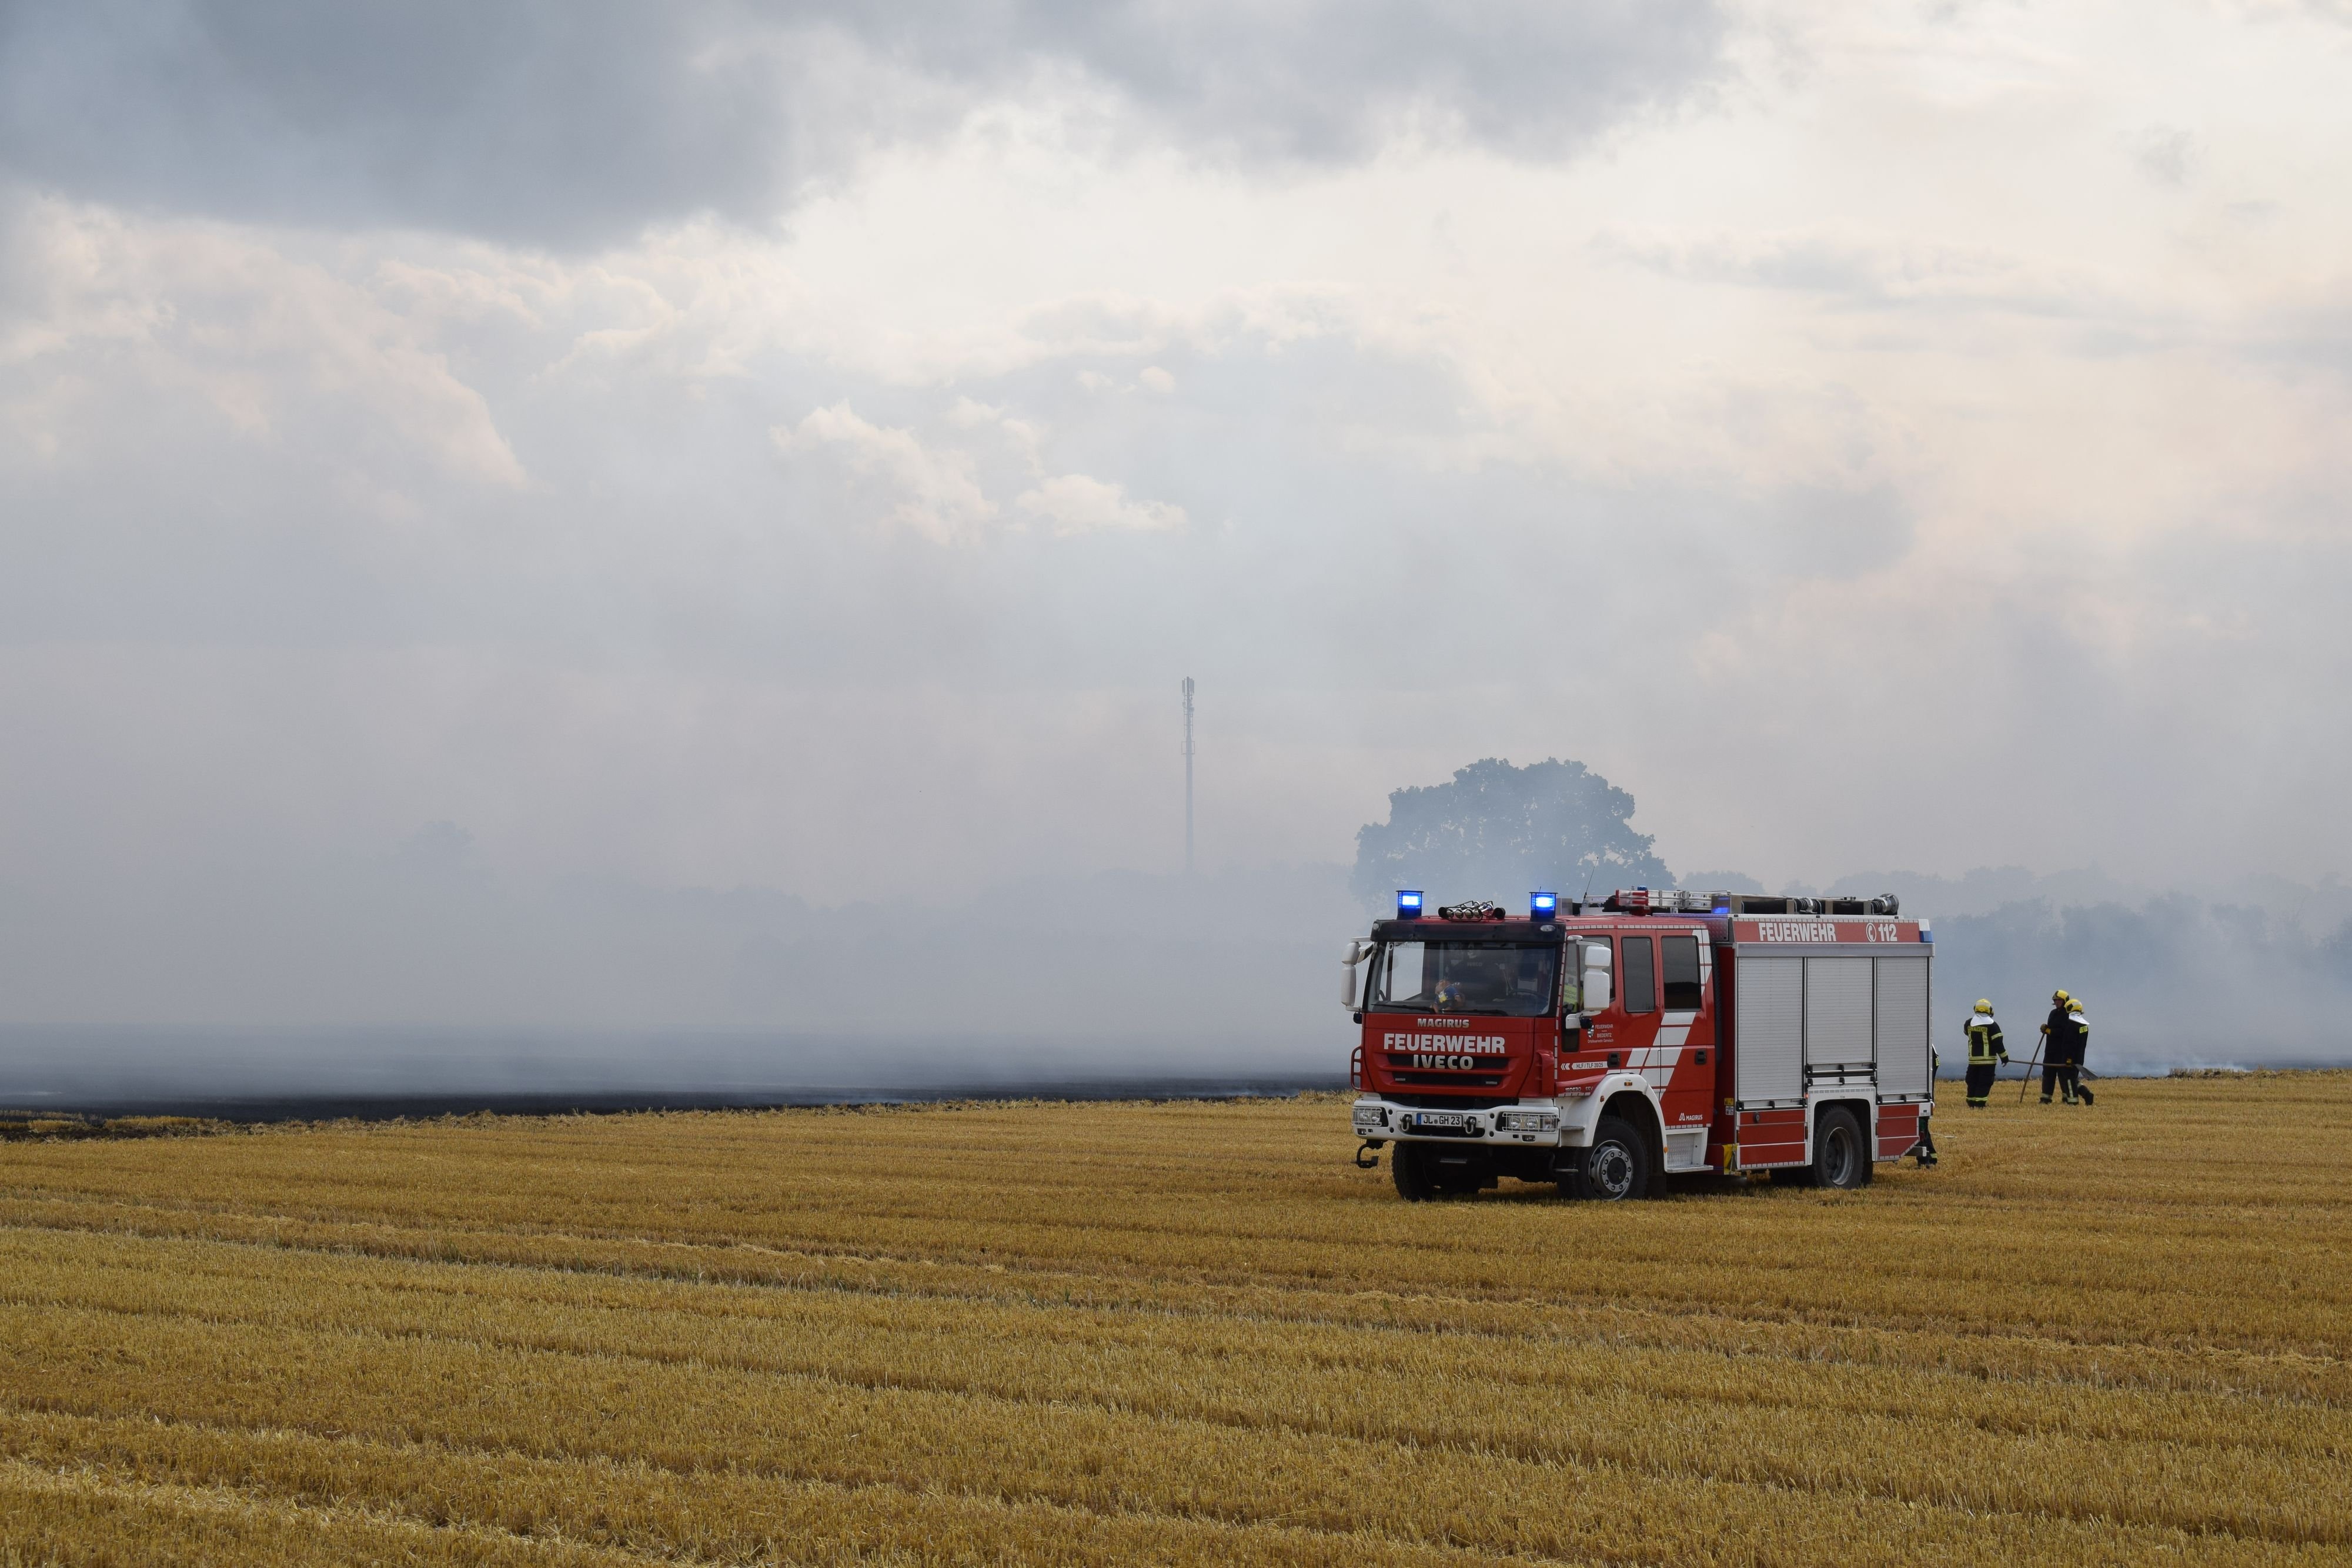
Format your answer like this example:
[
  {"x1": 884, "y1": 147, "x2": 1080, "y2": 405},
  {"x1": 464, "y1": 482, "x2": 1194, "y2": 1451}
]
[{"x1": 1182, "y1": 676, "x2": 1195, "y2": 877}]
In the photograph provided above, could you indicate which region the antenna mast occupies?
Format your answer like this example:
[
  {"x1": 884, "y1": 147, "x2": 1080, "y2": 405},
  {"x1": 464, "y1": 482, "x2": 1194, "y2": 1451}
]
[{"x1": 1181, "y1": 676, "x2": 1195, "y2": 877}]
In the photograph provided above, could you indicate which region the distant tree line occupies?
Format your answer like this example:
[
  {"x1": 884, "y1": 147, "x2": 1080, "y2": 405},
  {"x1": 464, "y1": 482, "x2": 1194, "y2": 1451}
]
[
  {"x1": 1350, "y1": 757, "x2": 1671, "y2": 911},
  {"x1": 1351, "y1": 757, "x2": 2352, "y2": 1067}
]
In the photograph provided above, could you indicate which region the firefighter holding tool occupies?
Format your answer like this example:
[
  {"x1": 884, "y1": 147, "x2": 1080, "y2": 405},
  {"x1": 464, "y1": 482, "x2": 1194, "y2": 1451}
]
[
  {"x1": 2064, "y1": 995, "x2": 2096, "y2": 1105},
  {"x1": 1964, "y1": 1000, "x2": 2006, "y2": 1107},
  {"x1": 2039, "y1": 989, "x2": 2082, "y2": 1104}
]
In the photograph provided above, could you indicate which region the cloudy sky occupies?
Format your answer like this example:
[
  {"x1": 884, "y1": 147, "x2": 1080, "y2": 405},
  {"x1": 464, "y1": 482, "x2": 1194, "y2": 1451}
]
[{"x1": 5, "y1": 0, "x2": 2350, "y2": 1014}]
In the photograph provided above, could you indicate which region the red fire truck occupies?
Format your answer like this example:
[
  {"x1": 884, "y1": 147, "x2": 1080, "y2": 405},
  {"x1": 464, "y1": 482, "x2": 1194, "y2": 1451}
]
[{"x1": 1342, "y1": 887, "x2": 1935, "y2": 1200}]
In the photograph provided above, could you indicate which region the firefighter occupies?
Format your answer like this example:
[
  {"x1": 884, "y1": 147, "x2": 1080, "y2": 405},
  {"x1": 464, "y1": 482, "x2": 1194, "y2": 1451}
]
[
  {"x1": 2064, "y1": 995, "x2": 2096, "y2": 1106},
  {"x1": 1964, "y1": 999, "x2": 2006, "y2": 1107},
  {"x1": 2038, "y1": 989, "x2": 2074, "y2": 1104},
  {"x1": 1916, "y1": 1044, "x2": 1940, "y2": 1167}
]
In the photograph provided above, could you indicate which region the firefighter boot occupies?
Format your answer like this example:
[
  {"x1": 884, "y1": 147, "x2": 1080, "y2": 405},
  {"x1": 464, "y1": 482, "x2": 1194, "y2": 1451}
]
[{"x1": 2077, "y1": 1082, "x2": 2095, "y2": 1106}]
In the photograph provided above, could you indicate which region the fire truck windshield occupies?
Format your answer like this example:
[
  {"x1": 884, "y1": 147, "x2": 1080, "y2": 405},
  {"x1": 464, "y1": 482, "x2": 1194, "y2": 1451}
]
[{"x1": 1365, "y1": 940, "x2": 1559, "y2": 1017}]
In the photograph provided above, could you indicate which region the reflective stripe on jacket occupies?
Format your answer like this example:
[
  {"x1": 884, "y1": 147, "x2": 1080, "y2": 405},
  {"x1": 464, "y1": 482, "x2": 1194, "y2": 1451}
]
[{"x1": 1966, "y1": 1018, "x2": 2007, "y2": 1064}]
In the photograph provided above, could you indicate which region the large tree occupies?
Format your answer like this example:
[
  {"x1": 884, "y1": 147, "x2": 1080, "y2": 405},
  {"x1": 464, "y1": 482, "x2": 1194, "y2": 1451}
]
[{"x1": 1351, "y1": 757, "x2": 1672, "y2": 912}]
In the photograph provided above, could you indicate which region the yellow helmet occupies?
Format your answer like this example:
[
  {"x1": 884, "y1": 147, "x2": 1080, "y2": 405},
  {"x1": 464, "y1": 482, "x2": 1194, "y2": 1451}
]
[
  {"x1": 2052, "y1": 988, "x2": 2070, "y2": 1004},
  {"x1": 1973, "y1": 999, "x2": 1993, "y2": 1014},
  {"x1": 2067, "y1": 996, "x2": 2084, "y2": 1013}
]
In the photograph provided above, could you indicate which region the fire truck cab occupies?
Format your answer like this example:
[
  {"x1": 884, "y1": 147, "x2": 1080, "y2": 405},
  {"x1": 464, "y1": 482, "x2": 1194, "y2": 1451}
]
[{"x1": 1342, "y1": 888, "x2": 1935, "y2": 1201}]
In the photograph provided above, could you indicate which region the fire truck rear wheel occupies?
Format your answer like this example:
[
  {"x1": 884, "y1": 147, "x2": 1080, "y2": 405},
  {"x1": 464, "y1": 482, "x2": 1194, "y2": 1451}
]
[
  {"x1": 1812, "y1": 1107, "x2": 1872, "y2": 1191},
  {"x1": 1563, "y1": 1115, "x2": 1652, "y2": 1202}
]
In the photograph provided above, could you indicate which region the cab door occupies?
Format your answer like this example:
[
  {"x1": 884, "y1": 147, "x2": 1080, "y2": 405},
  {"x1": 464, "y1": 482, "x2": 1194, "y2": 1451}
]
[
  {"x1": 1653, "y1": 932, "x2": 1717, "y2": 1141},
  {"x1": 1603, "y1": 931, "x2": 1663, "y2": 1078}
]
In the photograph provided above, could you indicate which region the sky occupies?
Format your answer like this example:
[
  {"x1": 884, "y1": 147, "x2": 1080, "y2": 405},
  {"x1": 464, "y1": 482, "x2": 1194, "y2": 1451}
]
[{"x1": 5, "y1": 1, "x2": 2352, "y2": 1040}]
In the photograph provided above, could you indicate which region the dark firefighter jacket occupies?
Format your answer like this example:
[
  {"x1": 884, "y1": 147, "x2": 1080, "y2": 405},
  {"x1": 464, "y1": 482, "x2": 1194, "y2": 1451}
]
[
  {"x1": 1966, "y1": 1017, "x2": 2007, "y2": 1064},
  {"x1": 2043, "y1": 1005, "x2": 2082, "y2": 1064}
]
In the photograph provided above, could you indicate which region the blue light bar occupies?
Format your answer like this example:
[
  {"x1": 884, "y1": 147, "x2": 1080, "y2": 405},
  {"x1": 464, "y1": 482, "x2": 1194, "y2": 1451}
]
[
  {"x1": 1530, "y1": 890, "x2": 1558, "y2": 918},
  {"x1": 1396, "y1": 889, "x2": 1424, "y2": 919}
]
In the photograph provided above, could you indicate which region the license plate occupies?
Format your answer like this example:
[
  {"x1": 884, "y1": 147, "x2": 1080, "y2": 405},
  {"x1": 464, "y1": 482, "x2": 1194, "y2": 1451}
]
[{"x1": 1414, "y1": 1111, "x2": 1467, "y2": 1129}]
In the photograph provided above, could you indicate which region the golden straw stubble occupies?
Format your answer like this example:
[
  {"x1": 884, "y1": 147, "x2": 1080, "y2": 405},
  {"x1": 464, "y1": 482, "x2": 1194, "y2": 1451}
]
[{"x1": 0, "y1": 1075, "x2": 2347, "y2": 1564}]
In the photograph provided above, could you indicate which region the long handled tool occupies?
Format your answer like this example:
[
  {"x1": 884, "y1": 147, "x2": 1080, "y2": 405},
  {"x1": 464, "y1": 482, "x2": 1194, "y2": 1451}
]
[{"x1": 2016, "y1": 1037, "x2": 2046, "y2": 1104}]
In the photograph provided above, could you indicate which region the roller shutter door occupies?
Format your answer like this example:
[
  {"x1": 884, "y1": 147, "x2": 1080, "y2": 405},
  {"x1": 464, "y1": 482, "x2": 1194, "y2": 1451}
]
[
  {"x1": 1734, "y1": 955, "x2": 1803, "y2": 1103},
  {"x1": 1804, "y1": 957, "x2": 1874, "y2": 1068},
  {"x1": 1873, "y1": 955, "x2": 1932, "y2": 1098}
]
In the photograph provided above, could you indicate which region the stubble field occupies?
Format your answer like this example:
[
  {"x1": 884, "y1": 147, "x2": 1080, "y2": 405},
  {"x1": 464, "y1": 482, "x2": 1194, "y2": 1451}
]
[{"x1": 0, "y1": 1072, "x2": 2348, "y2": 1566}]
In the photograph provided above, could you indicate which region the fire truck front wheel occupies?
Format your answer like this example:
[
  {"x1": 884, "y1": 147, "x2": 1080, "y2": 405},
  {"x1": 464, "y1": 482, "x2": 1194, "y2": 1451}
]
[
  {"x1": 1561, "y1": 1115, "x2": 1652, "y2": 1202},
  {"x1": 1391, "y1": 1141, "x2": 1442, "y2": 1201},
  {"x1": 1391, "y1": 1142, "x2": 1489, "y2": 1201}
]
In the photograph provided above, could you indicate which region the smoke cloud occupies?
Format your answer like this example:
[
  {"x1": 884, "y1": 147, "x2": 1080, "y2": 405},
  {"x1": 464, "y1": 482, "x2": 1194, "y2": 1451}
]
[
  {"x1": 0, "y1": 0, "x2": 1725, "y2": 247},
  {"x1": 5, "y1": 1, "x2": 2351, "y2": 1099}
]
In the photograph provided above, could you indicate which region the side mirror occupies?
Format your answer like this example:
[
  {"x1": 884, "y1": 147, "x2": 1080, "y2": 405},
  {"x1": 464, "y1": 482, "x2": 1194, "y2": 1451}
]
[
  {"x1": 1341, "y1": 939, "x2": 1373, "y2": 1009},
  {"x1": 1582, "y1": 945, "x2": 1614, "y2": 1013}
]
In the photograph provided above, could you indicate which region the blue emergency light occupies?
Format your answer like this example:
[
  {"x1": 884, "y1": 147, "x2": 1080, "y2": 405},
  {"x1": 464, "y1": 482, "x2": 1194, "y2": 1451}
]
[
  {"x1": 1530, "y1": 890, "x2": 1558, "y2": 918},
  {"x1": 1396, "y1": 889, "x2": 1424, "y2": 919}
]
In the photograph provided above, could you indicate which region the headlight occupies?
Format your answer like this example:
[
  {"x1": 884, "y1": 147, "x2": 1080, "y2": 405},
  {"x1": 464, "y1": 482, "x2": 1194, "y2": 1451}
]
[
  {"x1": 1496, "y1": 1111, "x2": 1561, "y2": 1132},
  {"x1": 1352, "y1": 1105, "x2": 1385, "y2": 1129}
]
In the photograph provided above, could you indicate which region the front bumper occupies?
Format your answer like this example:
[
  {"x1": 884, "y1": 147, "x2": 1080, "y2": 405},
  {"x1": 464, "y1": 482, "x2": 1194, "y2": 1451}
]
[{"x1": 1354, "y1": 1092, "x2": 1605, "y2": 1149}]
